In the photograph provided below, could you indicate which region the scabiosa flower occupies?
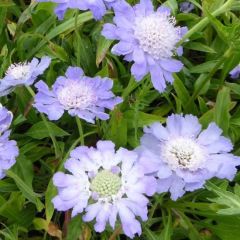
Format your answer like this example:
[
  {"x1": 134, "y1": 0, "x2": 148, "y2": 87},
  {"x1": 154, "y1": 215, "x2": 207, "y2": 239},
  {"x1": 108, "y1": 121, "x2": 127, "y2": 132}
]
[
  {"x1": 37, "y1": 0, "x2": 118, "y2": 20},
  {"x1": 102, "y1": 0, "x2": 187, "y2": 93},
  {"x1": 138, "y1": 114, "x2": 240, "y2": 200},
  {"x1": 230, "y1": 64, "x2": 240, "y2": 79},
  {"x1": 34, "y1": 66, "x2": 122, "y2": 123},
  {"x1": 179, "y1": 2, "x2": 194, "y2": 13},
  {"x1": 0, "y1": 104, "x2": 18, "y2": 179},
  {"x1": 52, "y1": 141, "x2": 156, "y2": 238},
  {"x1": 0, "y1": 56, "x2": 51, "y2": 97}
]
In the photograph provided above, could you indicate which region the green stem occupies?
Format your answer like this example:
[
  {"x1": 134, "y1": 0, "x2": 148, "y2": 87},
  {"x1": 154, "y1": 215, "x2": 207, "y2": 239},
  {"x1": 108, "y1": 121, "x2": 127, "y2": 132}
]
[
  {"x1": 26, "y1": 86, "x2": 61, "y2": 159},
  {"x1": 75, "y1": 117, "x2": 85, "y2": 145},
  {"x1": 177, "y1": 0, "x2": 234, "y2": 46}
]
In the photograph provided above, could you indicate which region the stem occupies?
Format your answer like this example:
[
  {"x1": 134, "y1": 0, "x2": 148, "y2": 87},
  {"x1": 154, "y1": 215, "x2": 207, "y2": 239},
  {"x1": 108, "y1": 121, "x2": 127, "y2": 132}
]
[
  {"x1": 74, "y1": 10, "x2": 81, "y2": 66},
  {"x1": 178, "y1": 0, "x2": 234, "y2": 46},
  {"x1": 75, "y1": 117, "x2": 85, "y2": 145},
  {"x1": 26, "y1": 86, "x2": 61, "y2": 159}
]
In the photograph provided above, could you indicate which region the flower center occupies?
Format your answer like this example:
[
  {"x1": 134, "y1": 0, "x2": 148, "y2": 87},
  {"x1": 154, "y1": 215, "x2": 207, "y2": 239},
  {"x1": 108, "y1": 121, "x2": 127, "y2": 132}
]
[
  {"x1": 162, "y1": 137, "x2": 206, "y2": 171},
  {"x1": 134, "y1": 13, "x2": 181, "y2": 60},
  {"x1": 6, "y1": 63, "x2": 31, "y2": 80},
  {"x1": 90, "y1": 170, "x2": 122, "y2": 198},
  {"x1": 57, "y1": 82, "x2": 96, "y2": 110}
]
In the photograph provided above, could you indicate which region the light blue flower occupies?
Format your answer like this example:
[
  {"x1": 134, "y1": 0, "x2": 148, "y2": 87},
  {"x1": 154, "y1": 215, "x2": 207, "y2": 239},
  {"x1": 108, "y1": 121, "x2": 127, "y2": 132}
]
[
  {"x1": 0, "y1": 56, "x2": 51, "y2": 96},
  {"x1": 37, "y1": 0, "x2": 119, "y2": 20},
  {"x1": 34, "y1": 66, "x2": 122, "y2": 123},
  {"x1": 102, "y1": 0, "x2": 187, "y2": 92},
  {"x1": 230, "y1": 64, "x2": 240, "y2": 79},
  {"x1": 138, "y1": 114, "x2": 240, "y2": 200},
  {"x1": 0, "y1": 104, "x2": 18, "y2": 179},
  {"x1": 180, "y1": 2, "x2": 194, "y2": 13},
  {"x1": 52, "y1": 140, "x2": 156, "y2": 238}
]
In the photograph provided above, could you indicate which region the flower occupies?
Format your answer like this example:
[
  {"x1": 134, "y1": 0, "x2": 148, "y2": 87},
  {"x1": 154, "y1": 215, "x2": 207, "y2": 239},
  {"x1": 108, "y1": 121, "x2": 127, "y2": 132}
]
[
  {"x1": 0, "y1": 56, "x2": 51, "y2": 97},
  {"x1": 37, "y1": 0, "x2": 118, "y2": 20},
  {"x1": 0, "y1": 104, "x2": 18, "y2": 179},
  {"x1": 230, "y1": 64, "x2": 240, "y2": 79},
  {"x1": 179, "y1": 2, "x2": 194, "y2": 13},
  {"x1": 102, "y1": 0, "x2": 187, "y2": 93},
  {"x1": 52, "y1": 140, "x2": 156, "y2": 238},
  {"x1": 138, "y1": 114, "x2": 240, "y2": 200},
  {"x1": 34, "y1": 66, "x2": 122, "y2": 123}
]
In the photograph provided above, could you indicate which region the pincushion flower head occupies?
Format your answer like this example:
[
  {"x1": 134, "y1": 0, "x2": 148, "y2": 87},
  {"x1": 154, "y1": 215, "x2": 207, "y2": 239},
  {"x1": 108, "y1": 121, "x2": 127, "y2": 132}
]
[
  {"x1": 138, "y1": 114, "x2": 240, "y2": 200},
  {"x1": 0, "y1": 104, "x2": 19, "y2": 179},
  {"x1": 34, "y1": 66, "x2": 122, "y2": 123},
  {"x1": 230, "y1": 63, "x2": 240, "y2": 79},
  {"x1": 102, "y1": 0, "x2": 187, "y2": 93},
  {"x1": 52, "y1": 140, "x2": 156, "y2": 238},
  {"x1": 0, "y1": 56, "x2": 51, "y2": 97},
  {"x1": 37, "y1": 0, "x2": 119, "y2": 20}
]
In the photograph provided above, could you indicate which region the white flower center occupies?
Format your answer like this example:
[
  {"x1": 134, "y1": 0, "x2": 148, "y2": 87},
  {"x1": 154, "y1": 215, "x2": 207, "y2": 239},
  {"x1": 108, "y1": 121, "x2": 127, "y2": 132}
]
[
  {"x1": 6, "y1": 63, "x2": 31, "y2": 80},
  {"x1": 134, "y1": 13, "x2": 181, "y2": 60},
  {"x1": 162, "y1": 137, "x2": 206, "y2": 171},
  {"x1": 90, "y1": 170, "x2": 122, "y2": 198},
  {"x1": 57, "y1": 82, "x2": 96, "y2": 110}
]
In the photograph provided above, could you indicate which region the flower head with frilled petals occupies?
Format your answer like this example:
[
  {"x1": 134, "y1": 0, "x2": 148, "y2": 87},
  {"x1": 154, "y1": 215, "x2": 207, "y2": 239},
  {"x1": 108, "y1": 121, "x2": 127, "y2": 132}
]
[
  {"x1": 36, "y1": 0, "x2": 119, "y2": 20},
  {"x1": 0, "y1": 104, "x2": 18, "y2": 179},
  {"x1": 102, "y1": 0, "x2": 187, "y2": 93},
  {"x1": 138, "y1": 114, "x2": 240, "y2": 200},
  {"x1": 0, "y1": 56, "x2": 51, "y2": 97},
  {"x1": 52, "y1": 141, "x2": 156, "y2": 238},
  {"x1": 34, "y1": 67, "x2": 122, "y2": 123}
]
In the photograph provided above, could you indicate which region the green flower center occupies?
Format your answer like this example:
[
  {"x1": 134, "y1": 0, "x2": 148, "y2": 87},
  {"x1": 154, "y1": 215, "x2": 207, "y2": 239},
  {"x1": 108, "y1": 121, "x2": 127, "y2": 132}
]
[{"x1": 90, "y1": 170, "x2": 122, "y2": 198}]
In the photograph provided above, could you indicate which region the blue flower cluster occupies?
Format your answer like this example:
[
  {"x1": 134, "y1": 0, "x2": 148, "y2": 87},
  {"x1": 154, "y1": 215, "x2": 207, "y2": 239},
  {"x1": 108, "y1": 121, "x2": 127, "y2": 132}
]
[{"x1": 0, "y1": 0, "x2": 240, "y2": 238}]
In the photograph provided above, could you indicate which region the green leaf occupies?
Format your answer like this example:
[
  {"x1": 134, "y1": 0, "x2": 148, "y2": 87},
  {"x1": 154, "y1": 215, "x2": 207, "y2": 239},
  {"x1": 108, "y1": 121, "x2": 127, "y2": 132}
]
[
  {"x1": 214, "y1": 86, "x2": 231, "y2": 134},
  {"x1": 7, "y1": 170, "x2": 44, "y2": 212},
  {"x1": 96, "y1": 36, "x2": 113, "y2": 67},
  {"x1": 173, "y1": 74, "x2": 198, "y2": 114},
  {"x1": 66, "y1": 216, "x2": 82, "y2": 240},
  {"x1": 190, "y1": 60, "x2": 218, "y2": 73},
  {"x1": 206, "y1": 182, "x2": 240, "y2": 215},
  {"x1": 106, "y1": 109, "x2": 128, "y2": 147},
  {"x1": 27, "y1": 11, "x2": 93, "y2": 58},
  {"x1": 184, "y1": 42, "x2": 216, "y2": 53},
  {"x1": 159, "y1": 211, "x2": 172, "y2": 240},
  {"x1": 26, "y1": 121, "x2": 69, "y2": 139}
]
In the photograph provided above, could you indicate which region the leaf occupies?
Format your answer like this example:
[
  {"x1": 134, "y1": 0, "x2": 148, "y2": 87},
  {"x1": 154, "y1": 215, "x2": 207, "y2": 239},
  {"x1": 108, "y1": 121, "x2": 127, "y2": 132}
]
[
  {"x1": 206, "y1": 182, "x2": 240, "y2": 215},
  {"x1": 184, "y1": 42, "x2": 216, "y2": 53},
  {"x1": 106, "y1": 109, "x2": 128, "y2": 147},
  {"x1": 96, "y1": 35, "x2": 113, "y2": 67},
  {"x1": 26, "y1": 121, "x2": 69, "y2": 139},
  {"x1": 124, "y1": 110, "x2": 164, "y2": 129},
  {"x1": 214, "y1": 86, "x2": 231, "y2": 135},
  {"x1": 159, "y1": 211, "x2": 173, "y2": 240},
  {"x1": 173, "y1": 74, "x2": 198, "y2": 114},
  {"x1": 27, "y1": 11, "x2": 93, "y2": 58},
  {"x1": 7, "y1": 170, "x2": 44, "y2": 212},
  {"x1": 189, "y1": 60, "x2": 218, "y2": 73},
  {"x1": 66, "y1": 215, "x2": 82, "y2": 240}
]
